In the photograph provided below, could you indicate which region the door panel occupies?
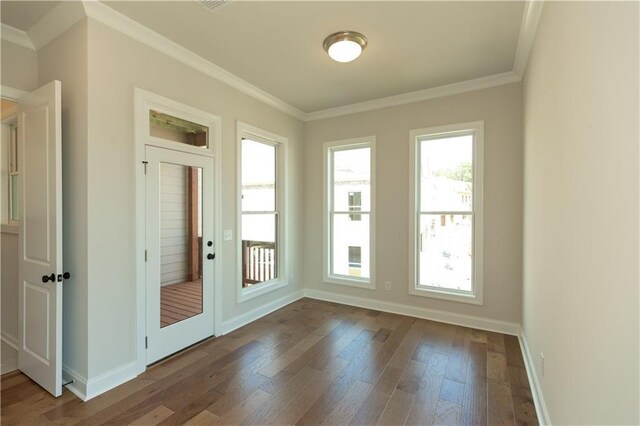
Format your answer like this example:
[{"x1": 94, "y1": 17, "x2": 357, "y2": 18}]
[
  {"x1": 18, "y1": 80, "x2": 63, "y2": 397},
  {"x1": 146, "y1": 146, "x2": 214, "y2": 364}
]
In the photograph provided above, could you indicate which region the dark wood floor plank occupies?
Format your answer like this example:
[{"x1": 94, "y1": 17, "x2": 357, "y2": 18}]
[
  {"x1": 461, "y1": 341, "x2": 488, "y2": 426},
  {"x1": 504, "y1": 335, "x2": 525, "y2": 368},
  {"x1": 406, "y1": 352, "x2": 448, "y2": 425},
  {"x1": 488, "y1": 378, "x2": 517, "y2": 426},
  {"x1": 445, "y1": 326, "x2": 471, "y2": 384},
  {"x1": 0, "y1": 299, "x2": 538, "y2": 426},
  {"x1": 377, "y1": 388, "x2": 415, "y2": 425}
]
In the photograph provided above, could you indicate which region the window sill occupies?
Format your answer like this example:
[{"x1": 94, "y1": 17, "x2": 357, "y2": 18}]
[
  {"x1": 409, "y1": 285, "x2": 483, "y2": 305},
  {"x1": 1, "y1": 224, "x2": 18, "y2": 234},
  {"x1": 325, "y1": 275, "x2": 375, "y2": 290},
  {"x1": 238, "y1": 279, "x2": 288, "y2": 303}
]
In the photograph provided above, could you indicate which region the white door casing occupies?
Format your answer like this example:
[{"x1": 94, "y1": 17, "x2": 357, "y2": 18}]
[
  {"x1": 17, "y1": 80, "x2": 63, "y2": 397},
  {"x1": 145, "y1": 146, "x2": 215, "y2": 364}
]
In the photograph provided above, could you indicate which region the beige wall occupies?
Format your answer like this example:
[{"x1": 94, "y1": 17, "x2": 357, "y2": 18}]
[
  {"x1": 1, "y1": 40, "x2": 37, "y2": 92},
  {"x1": 38, "y1": 20, "x2": 90, "y2": 381},
  {"x1": 522, "y1": 2, "x2": 639, "y2": 424},
  {"x1": 304, "y1": 82, "x2": 523, "y2": 324},
  {"x1": 1, "y1": 232, "x2": 18, "y2": 343},
  {"x1": 85, "y1": 19, "x2": 304, "y2": 378},
  {"x1": 1, "y1": 39, "x2": 38, "y2": 352}
]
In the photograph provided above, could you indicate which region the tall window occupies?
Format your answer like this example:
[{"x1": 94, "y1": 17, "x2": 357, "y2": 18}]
[
  {"x1": 238, "y1": 122, "x2": 287, "y2": 302},
  {"x1": 2, "y1": 119, "x2": 19, "y2": 225},
  {"x1": 409, "y1": 122, "x2": 483, "y2": 304},
  {"x1": 324, "y1": 137, "x2": 375, "y2": 288},
  {"x1": 8, "y1": 124, "x2": 18, "y2": 223}
]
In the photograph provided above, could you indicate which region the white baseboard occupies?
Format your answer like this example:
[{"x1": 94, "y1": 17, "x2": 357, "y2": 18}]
[
  {"x1": 1, "y1": 331, "x2": 18, "y2": 350},
  {"x1": 63, "y1": 361, "x2": 139, "y2": 402},
  {"x1": 303, "y1": 289, "x2": 520, "y2": 336},
  {"x1": 518, "y1": 331, "x2": 551, "y2": 425},
  {"x1": 85, "y1": 361, "x2": 138, "y2": 401},
  {"x1": 63, "y1": 365, "x2": 88, "y2": 401},
  {"x1": 221, "y1": 289, "x2": 305, "y2": 335}
]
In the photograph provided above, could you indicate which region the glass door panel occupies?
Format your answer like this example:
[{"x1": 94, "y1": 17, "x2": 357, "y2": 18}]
[{"x1": 159, "y1": 163, "x2": 203, "y2": 328}]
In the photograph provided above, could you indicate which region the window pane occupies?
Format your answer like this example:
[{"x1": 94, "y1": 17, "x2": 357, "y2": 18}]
[
  {"x1": 333, "y1": 147, "x2": 370, "y2": 211},
  {"x1": 149, "y1": 110, "x2": 208, "y2": 148},
  {"x1": 332, "y1": 213, "x2": 369, "y2": 278},
  {"x1": 159, "y1": 163, "x2": 203, "y2": 328},
  {"x1": 10, "y1": 174, "x2": 18, "y2": 221},
  {"x1": 420, "y1": 135, "x2": 473, "y2": 212},
  {"x1": 418, "y1": 213, "x2": 472, "y2": 292},
  {"x1": 242, "y1": 213, "x2": 278, "y2": 286},
  {"x1": 242, "y1": 139, "x2": 276, "y2": 212}
]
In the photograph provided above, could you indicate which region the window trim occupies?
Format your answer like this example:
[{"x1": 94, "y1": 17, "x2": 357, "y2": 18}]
[
  {"x1": 408, "y1": 121, "x2": 484, "y2": 305},
  {"x1": 323, "y1": 136, "x2": 376, "y2": 290},
  {"x1": 236, "y1": 121, "x2": 288, "y2": 303}
]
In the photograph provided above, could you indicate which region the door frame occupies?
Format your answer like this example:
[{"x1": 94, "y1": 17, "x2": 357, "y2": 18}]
[{"x1": 133, "y1": 88, "x2": 222, "y2": 373}]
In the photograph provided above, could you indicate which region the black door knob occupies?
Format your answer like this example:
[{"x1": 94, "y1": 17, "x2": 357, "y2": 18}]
[
  {"x1": 42, "y1": 273, "x2": 55, "y2": 283},
  {"x1": 207, "y1": 241, "x2": 213, "y2": 247},
  {"x1": 207, "y1": 253, "x2": 215, "y2": 260},
  {"x1": 63, "y1": 272, "x2": 71, "y2": 279}
]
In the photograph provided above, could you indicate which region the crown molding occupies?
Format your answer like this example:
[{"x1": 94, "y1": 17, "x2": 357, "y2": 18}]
[
  {"x1": 27, "y1": 1, "x2": 86, "y2": 50},
  {"x1": 513, "y1": 0, "x2": 545, "y2": 78},
  {"x1": 6, "y1": 0, "x2": 542, "y2": 122},
  {"x1": 0, "y1": 23, "x2": 35, "y2": 50},
  {"x1": 81, "y1": 0, "x2": 306, "y2": 121},
  {"x1": 303, "y1": 71, "x2": 521, "y2": 122},
  {"x1": 1, "y1": 85, "x2": 27, "y2": 101}
]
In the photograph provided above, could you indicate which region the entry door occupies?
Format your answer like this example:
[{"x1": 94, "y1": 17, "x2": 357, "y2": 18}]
[
  {"x1": 17, "y1": 80, "x2": 63, "y2": 396},
  {"x1": 145, "y1": 146, "x2": 215, "y2": 364}
]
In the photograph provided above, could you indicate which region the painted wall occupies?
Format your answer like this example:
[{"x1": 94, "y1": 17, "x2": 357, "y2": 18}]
[
  {"x1": 1, "y1": 232, "x2": 18, "y2": 343},
  {"x1": 304, "y1": 83, "x2": 523, "y2": 325},
  {"x1": 522, "y1": 2, "x2": 639, "y2": 424},
  {"x1": 85, "y1": 19, "x2": 304, "y2": 379},
  {"x1": 0, "y1": 122, "x2": 18, "y2": 345},
  {"x1": 1, "y1": 38, "x2": 38, "y2": 356},
  {"x1": 1, "y1": 40, "x2": 37, "y2": 92},
  {"x1": 38, "y1": 20, "x2": 90, "y2": 382}
]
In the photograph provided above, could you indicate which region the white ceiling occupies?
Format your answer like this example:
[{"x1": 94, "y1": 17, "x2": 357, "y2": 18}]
[
  {"x1": 1, "y1": 1, "x2": 526, "y2": 114},
  {"x1": 1, "y1": 1, "x2": 60, "y2": 31}
]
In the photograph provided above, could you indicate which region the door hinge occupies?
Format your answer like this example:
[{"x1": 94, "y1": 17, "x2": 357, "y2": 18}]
[
  {"x1": 145, "y1": 250, "x2": 147, "y2": 262},
  {"x1": 142, "y1": 161, "x2": 148, "y2": 174},
  {"x1": 145, "y1": 336, "x2": 148, "y2": 349}
]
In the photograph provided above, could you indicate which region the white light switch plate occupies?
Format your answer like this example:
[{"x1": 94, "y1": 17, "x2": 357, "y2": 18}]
[{"x1": 223, "y1": 230, "x2": 233, "y2": 241}]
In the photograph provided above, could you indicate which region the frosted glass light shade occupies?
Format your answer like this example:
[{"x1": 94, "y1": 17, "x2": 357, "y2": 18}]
[
  {"x1": 323, "y1": 31, "x2": 368, "y2": 63},
  {"x1": 328, "y1": 40, "x2": 363, "y2": 63}
]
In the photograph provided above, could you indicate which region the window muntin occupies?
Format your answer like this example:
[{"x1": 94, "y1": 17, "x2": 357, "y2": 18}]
[
  {"x1": 411, "y1": 124, "x2": 482, "y2": 303},
  {"x1": 327, "y1": 143, "x2": 372, "y2": 283},
  {"x1": 240, "y1": 138, "x2": 279, "y2": 288}
]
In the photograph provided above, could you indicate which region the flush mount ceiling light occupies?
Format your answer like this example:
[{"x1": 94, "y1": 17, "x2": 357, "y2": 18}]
[{"x1": 323, "y1": 31, "x2": 368, "y2": 63}]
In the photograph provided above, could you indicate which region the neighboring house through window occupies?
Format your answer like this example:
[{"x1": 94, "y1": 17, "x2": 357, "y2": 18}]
[{"x1": 323, "y1": 136, "x2": 375, "y2": 289}]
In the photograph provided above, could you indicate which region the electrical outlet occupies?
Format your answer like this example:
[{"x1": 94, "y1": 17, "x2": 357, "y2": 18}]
[
  {"x1": 223, "y1": 230, "x2": 233, "y2": 241},
  {"x1": 540, "y1": 353, "x2": 544, "y2": 376},
  {"x1": 384, "y1": 281, "x2": 391, "y2": 291}
]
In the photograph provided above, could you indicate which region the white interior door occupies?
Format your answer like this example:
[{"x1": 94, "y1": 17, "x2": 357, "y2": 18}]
[
  {"x1": 145, "y1": 146, "x2": 215, "y2": 364},
  {"x1": 17, "y1": 80, "x2": 63, "y2": 397}
]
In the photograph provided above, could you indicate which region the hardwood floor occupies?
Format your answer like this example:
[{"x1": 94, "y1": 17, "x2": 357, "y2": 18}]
[
  {"x1": 161, "y1": 281, "x2": 203, "y2": 327},
  {"x1": 0, "y1": 298, "x2": 538, "y2": 425}
]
